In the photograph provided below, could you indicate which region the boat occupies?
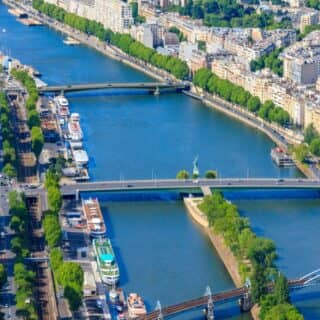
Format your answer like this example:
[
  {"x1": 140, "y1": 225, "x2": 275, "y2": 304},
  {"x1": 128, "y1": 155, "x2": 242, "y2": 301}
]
[
  {"x1": 127, "y1": 293, "x2": 147, "y2": 318},
  {"x1": 82, "y1": 198, "x2": 106, "y2": 237},
  {"x1": 93, "y1": 237, "x2": 120, "y2": 285},
  {"x1": 54, "y1": 95, "x2": 70, "y2": 117},
  {"x1": 73, "y1": 149, "x2": 89, "y2": 167},
  {"x1": 68, "y1": 113, "x2": 83, "y2": 141},
  {"x1": 271, "y1": 147, "x2": 294, "y2": 167},
  {"x1": 63, "y1": 36, "x2": 81, "y2": 45}
]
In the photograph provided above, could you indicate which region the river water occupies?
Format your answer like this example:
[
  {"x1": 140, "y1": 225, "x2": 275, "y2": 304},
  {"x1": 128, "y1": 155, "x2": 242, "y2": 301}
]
[{"x1": 0, "y1": 3, "x2": 319, "y2": 319}]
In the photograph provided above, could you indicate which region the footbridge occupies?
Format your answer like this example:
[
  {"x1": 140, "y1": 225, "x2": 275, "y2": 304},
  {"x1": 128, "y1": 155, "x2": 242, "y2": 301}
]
[
  {"x1": 38, "y1": 81, "x2": 189, "y2": 94},
  {"x1": 138, "y1": 270, "x2": 320, "y2": 320},
  {"x1": 56, "y1": 178, "x2": 320, "y2": 199}
]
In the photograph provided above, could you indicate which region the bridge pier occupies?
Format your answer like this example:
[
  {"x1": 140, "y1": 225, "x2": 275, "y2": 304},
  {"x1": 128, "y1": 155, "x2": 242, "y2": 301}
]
[
  {"x1": 238, "y1": 292, "x2": 252, "y2": 312},
  {"x1": 155, "y1": 300, "x2": 163, "y2": 320},
  {"x1": 204, "y1": 286, "x2": 214, "y2": 320}
]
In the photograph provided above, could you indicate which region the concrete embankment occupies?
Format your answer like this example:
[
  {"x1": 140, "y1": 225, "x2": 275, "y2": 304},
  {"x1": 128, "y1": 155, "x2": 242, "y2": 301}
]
[
  {"x1": 184, "y1": 197, "x2": 242, "y2": 287},
  {"x1": 184, "y1": 197, "x2": 260, "y2": 320}
]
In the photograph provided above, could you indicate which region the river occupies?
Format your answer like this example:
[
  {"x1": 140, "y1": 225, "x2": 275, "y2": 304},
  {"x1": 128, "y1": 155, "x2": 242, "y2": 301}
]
[{"x1": 0, "y1": 3, "x2": 319, "y2": 319}]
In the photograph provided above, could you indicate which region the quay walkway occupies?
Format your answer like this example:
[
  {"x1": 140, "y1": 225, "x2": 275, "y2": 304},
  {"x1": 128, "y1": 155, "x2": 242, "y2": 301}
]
[
  {"x1": 138, "y1": 270, "x2": 320, "y2": 320},
  {"x1": 38, "y1": 82, "x2": 189, "y2": 94}
]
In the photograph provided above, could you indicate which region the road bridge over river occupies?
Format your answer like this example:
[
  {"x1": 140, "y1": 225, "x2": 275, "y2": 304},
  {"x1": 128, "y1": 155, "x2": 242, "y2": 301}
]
[
  {"x1": 137, "y1": 269, "x2": 320, "y2": 320},
  {"x1": 58, "y1": 178, "x2": 320, "y2": 198},
  {"x1": 38, "y1": 81, "x2": 189, "y2": 94},
  {"x1": 23, "y1": 178, "x2": 320, "y2": 199}
]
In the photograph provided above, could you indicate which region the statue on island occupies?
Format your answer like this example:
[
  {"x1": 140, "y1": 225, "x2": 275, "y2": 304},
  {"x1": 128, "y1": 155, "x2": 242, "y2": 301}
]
[{"x1": 192, "y1": 156, "x2": 199, "y2": 178}]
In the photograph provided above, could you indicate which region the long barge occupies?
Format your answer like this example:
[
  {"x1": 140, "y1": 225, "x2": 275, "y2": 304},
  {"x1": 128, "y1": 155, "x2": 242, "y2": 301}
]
[{"x1": 82, "y1": 198, "x2": 106, "y2": 237}]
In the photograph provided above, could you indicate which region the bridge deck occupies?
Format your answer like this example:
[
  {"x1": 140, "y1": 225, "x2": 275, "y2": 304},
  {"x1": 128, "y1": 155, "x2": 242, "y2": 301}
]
[{"x1": 38, "y1": 82, "x2": 188, "y2": 93}]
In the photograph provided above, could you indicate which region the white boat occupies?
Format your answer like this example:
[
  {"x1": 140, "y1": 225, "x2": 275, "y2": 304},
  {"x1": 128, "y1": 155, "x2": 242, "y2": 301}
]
[
  {"x1": 54, "y1": 95, "x2": 70, "y2": 117},
  {"x1": 127, "y1": 293, "x2": 147, "y2": 318},
  {"x1": 73, "y1": 149, "x2": 89, "y2": 167},
  {"x1": 68, "y1": 113, "x2": 83, "y2": 141},
  {"x1": 82, "y1": 198, "x2": 106, "y2": 238}
]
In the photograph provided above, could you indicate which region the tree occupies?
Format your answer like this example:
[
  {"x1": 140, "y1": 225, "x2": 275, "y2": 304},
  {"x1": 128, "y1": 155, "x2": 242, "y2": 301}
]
[
  {"x1": 27, "y1": 110, "x2": 41, "y2": 128},
  {"x1": 274, "y1": 273, "x2": 290, "y2": 305},
  {"x1": 205, "y1": 170, "x2": 217, "y2": 179},
  {"x1": 31, "y1": 127, "x2": 44, "y2": 159},
  {"x1": 47, "y1": 186, "x2": 62, "y2": 213},
  {"x1": 0, "y1": 265, "x2": 7, "y2": 288},
  {"x1": 304, "y1": 123, "x2": 319, "y2": 145},
  {"x1": 64, "y1": 285, "x2": 82, "y2": 311},
  {"x1": 293, "y1": 144, "x2": 309, "y2": 163},
  {"x1": 176, "y1": 170, "x2": 190, "y2": 179},
  {"x1": 310, "y1": 137, "x2": 320, "y2": 156},
  {"x1": 264, "y1": 303, "x2": 303, "y2": 320},
  {"x1": 247, "y1": 96, "x2": 261, "y2": 113},
  {"x1": 43, "y1": 214, "x2": 61, "y2": 248},
  {"x1": 2, "y1": 163, "x2": 17, "y2": 178},
  {"x1": 251, "y1": 264, "x2": 268, "y2": 303},
  {"x1": 50, "y1": 248, "x2": 63, "y2": 272}
]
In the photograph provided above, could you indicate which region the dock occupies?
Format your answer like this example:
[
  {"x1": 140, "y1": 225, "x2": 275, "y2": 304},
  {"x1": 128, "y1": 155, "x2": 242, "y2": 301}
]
[
  {"x1": 18, "y1": 17, "x2": 43, "y2": 26},
  {"x1": 63, "y1": 36, "x2": 81, "y2": 45}
]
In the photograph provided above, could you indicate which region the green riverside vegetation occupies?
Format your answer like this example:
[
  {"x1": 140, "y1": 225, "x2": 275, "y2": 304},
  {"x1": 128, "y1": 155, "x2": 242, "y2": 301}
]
[
  {"x1": 8, "y1": 191, "x2": 38, "y2": 319},
  {"x1": 193, "y1": 68, "x2": 290, "y2": 126},
  {"x1": 0, "y1": 92, "x2": 17, "y2": 178},
  {"x1": 198, "y1": 191, "x2": 303, "y2": 319},
  {"x1": 32, "y1": 0, "x2": 189, "y2": 80},
  {"x1": 44, "y1": 168, "x2": 83, "y2": 311},
  {"x1": 10, "y1": 69, "x2": 44, "y2": 160}
]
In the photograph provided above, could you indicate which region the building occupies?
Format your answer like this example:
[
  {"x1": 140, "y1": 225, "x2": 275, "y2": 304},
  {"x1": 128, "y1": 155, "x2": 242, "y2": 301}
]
[
  {"x1": 299, "y1": 10, "x2": 319, "y2": 32},
  {"x1": 189, "y1": 50, "x2": 208, "y2": 73},
  {"x1": 282, "y1": 38, "x2": 320, "y2": 85},
  {"x1": 45, "y1": 0, "x2": 133, "y2": 33},
  {"x1": 131, "y1": 24, "x2": 154, "y2": 48}
]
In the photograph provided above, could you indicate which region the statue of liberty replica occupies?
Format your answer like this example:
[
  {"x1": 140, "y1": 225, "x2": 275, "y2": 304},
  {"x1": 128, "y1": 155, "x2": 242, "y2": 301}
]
[{"x1": 192, "y1": 156, "x2": 199, "y2": 179}]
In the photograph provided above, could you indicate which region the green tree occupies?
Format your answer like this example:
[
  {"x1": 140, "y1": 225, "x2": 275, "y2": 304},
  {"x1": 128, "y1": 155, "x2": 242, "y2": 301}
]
[
  {"x1": 304, "y1": 123, "x2": 319, "y2": 144},
  {"x1": 0, "y1": 265, "x2": 7, "y2": 288},
  {"x1": 309, "y1": 137, "x2": 320, "y2": 156},
  {"x1": 274, "y1": 273, "x2": 290, "y2": 305},
  {"x1": 64, "y1": 285, "x2": 83, "y2": 311},
  {"x1": 247, "y1": 96, "x2": 261, "y2": 113},
  {"x1": 27, "y1": 110, "x2": 41, "y2": 128},
  {"x1": 205, "y1": 170, "x2": 217, "y2": 179},
  {"x1": 2, "y1": 163, "x2": 17, "y2": 178},
  {"x1": 293, "y1": 144, "x2": 309, "y2": 163},
  {"x1": 176, "y1": 170, "x2": 190, "y2": 179},
  {"x1": 264, "y1": 303, "x2": 303, "y2": 320},
  {"x1": 47, "y1": 186, "x2": 62, "y2": 213},
  {"x1": 50, "y1": 248, "x2": 63, "y2": 272},
  {"x1": 31, "y1": 127, "x2": 44, "y2": 159}
]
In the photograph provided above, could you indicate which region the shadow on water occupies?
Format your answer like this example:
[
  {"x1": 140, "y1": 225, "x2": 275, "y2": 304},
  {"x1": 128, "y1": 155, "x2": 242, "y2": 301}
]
[{"x1": 64, "y1": 89, "x2": 179, "y2": 99}]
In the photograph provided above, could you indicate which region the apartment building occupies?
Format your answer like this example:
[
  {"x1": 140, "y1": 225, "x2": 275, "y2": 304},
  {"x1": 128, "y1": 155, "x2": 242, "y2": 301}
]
[
  {"x1": 282, "y1": 38, "x2": 320, "y2": 85},
  {"x1": 45, "y1": 0, "x2": 133, "y2": 32}
]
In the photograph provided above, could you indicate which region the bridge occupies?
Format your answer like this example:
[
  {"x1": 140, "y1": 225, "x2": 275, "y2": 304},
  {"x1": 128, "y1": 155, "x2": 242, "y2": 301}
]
[
  {"x1": 137, "y1": 270, "x2": 320, "y2": 320},
  {"x1": 54, "y1": 178, "x2": 320, "y2": 199},
  {"x1": 37, "y1": 81, "x2": 189, "y2": 94},
  {"x1": 23, "y1": 178, "x2": 320, "y2": 199}
]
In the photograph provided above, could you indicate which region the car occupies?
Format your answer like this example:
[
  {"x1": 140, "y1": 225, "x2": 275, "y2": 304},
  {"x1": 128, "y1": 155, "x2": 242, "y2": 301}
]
[
  {"x1": 277, "y1": 179, "x2": 284, "y2": 182},
  {"x1": 127, "y1": 184, "x2": 133, "y2": 188}
]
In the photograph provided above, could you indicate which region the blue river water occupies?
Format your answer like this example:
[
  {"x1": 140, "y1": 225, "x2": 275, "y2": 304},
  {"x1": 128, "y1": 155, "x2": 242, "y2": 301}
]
[{"x1": 0, "y1": 3, "x2": 319, "y2": 319}]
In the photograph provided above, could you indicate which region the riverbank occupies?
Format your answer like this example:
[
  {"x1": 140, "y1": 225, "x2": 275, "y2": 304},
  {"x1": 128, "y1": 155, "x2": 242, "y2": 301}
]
[{"x1": 184, "y1": 197, "x2": 259, "y2": 319}]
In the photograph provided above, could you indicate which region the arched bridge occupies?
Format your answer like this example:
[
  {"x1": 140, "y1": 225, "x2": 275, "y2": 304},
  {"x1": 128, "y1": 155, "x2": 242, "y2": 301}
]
[
  {"x1": 137, "y1": 270, "x2": 320, "y2": 320},
  {"x1": 38, "y1": 81, "x2": 189, "y2": 94}
]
